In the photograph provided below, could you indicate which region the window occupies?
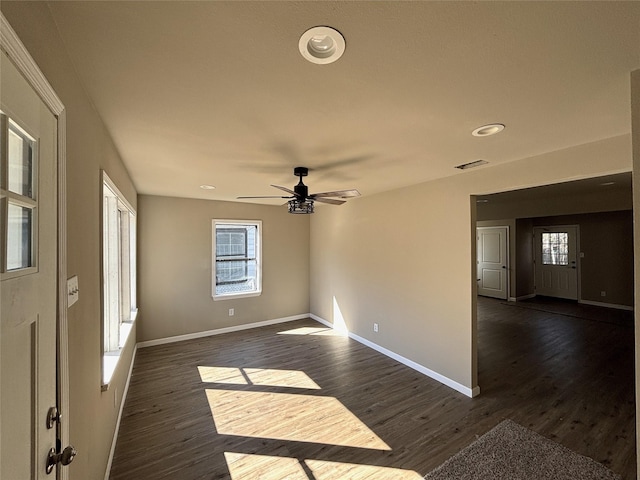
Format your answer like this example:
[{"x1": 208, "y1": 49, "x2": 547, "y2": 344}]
[
  {"x1": 1, "y1": 114, "x2": 37, "y2": 277},
  {"x1": 102, "y1": 171, "x2": 136, "y2": 386},
  {"x1": 212, "y1": 220, "x2": 261, "y2": 300},
  {"x1": 541, "y1": 232, "x2": 568, "y2": 265}
]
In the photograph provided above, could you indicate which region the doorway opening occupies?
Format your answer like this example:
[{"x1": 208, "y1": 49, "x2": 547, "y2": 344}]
[{"x1": 472, "y1": 171, "x2": 635, "y2": 477}]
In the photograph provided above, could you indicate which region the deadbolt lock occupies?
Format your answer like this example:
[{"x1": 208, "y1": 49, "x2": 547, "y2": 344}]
[{"x1": 46, "y1": 407, "x2": 61, "y2": 429}]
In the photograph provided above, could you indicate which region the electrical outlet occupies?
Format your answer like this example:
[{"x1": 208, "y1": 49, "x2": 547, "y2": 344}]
[
  {"x1": 373, "y1": 323, "x2": 379, "y2": 333},
  {"x1": 601, "y1": 291, "x2": 606, "y2": 297},
  {"x1": 229, "y1": 308, "x2": 234, "y2": 316}
]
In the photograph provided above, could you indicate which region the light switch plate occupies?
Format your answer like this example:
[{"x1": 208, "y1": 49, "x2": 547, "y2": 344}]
[{"x1": 67, "y1": 275, "x2": 79, "y2": 307}]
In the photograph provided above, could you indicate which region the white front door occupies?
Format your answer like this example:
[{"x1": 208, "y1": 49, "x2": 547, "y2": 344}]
[
  {"x1": 477, "y1": 226, "x2": 508, "y2": 300},
  {"x1": 534, "y1": 226, "x2": 578, "y2": 300},
  {"x1": 1, "y1": 50, "x2": 59, "y2": 479}
]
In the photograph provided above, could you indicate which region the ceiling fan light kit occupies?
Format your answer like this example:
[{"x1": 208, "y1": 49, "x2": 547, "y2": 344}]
[
  {"x1": 288, "y1": 199, "x2": 315, "y2": 214},
  {"x1": 299, "y1": 26, "x2": 346, "y2": 64}
]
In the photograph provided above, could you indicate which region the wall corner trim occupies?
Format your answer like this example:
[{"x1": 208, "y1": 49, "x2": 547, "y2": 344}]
[
  {"x1": 309, "y1": 314, "x2": 479, "y2": 398},
  {"x1": 104, "y1": 344, "x2": 138, "y2": 480}
]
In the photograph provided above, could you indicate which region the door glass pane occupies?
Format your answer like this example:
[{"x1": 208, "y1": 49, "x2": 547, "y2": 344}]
[
  {"x1": 7, "y1": 203, "x2": 33, "y2": 270},
  {"x1": 8, "y1": 123, "x2": 35, "y2": 198},
  {"x1": 541, "y1": 232, "x2": 568, "y2": 265}
]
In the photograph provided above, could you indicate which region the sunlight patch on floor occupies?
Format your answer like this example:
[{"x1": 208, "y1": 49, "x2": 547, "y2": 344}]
[
  {"x1": 198, "y1": 366, "x2": 248, "y2": 385},
  {"x1": 224, "y1": 453, "x2": 423, "y2": 480},
  {"x1": 277, "y1": 326, "x2": 342, "y2": 336},
  {"x1": 306, "y1": 459, "x2": 423, "y2": 479},
  {"x1": 198, "y1": 366, "x2": 321, "y2": 389},
  {"x1": 207, "y1": 390, "x2": 390, "y2": 450},
  {"x1": 225, "y1": 452, "x2": 307, "y2": 479}
]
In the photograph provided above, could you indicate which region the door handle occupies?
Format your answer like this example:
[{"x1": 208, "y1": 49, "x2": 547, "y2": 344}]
[{"x1": 46, "y1": 445, "x2": 77, "y2": 474}]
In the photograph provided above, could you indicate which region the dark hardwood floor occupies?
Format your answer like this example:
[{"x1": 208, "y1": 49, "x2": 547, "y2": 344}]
[{"x1": 109, "y1": 297, "x2": 635, "y2": 479}]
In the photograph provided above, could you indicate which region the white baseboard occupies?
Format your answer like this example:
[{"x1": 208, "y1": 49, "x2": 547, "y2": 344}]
[
  {"x1": 136, "y1": 314, "x2": 309, "y2": 348},
  {"x1": 104, "y1": 344, "x2": 137, "y2": 480},
  {"x1": 579, "y1": 299, "x2": 633, "y2": 311},
  {"x1": 514, "y1": 294, "x2": 536, "y2": 301},
  {"x1": 310, "y1": 314, "x2": 479, "y2": 398}
]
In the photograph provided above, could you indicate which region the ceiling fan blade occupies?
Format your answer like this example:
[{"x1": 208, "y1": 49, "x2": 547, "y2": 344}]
[
  {"x1": 237, "y1": 195, "x2": 292, "y2": 199},
  {"x1": 313, "y1": 197, "x2": 346, "y2": 205},
  {"x1": 271, "y1": 184, "x2": 296, "y2": 195},
  {"x1": 311, "y1": 189, "x2": 361, "y2": 198}
]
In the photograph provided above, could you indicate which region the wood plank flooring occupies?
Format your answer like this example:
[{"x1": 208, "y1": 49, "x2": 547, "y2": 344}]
[{"x1": 109, "y1": 297, "x2": 635, "y2": 479}]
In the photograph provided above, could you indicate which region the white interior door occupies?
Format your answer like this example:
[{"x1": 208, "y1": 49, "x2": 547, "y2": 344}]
[
  {"x1": 534, "y1": 226, "x2": 578, "y2": 300},
  {"x1": 477, "y1": 226, "x2": 508, "y2": 300},
  {"x1": 1, "y1": 50, "x2": 59, "y2": 479}
]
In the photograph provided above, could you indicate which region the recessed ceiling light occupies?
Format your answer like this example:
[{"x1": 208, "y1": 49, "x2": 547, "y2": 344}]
[
  {"x1": 476, "y1": 199, "x2": 489, "y2": 203},
  {"x1": 200, "y1": 184, "x2": 216, "y2": 190},
  {"x1": 472, "y1": 123, "x2": 505, "y2": 137},
  {"x1": 299, "y1": 26, "x2": 345, "y2": 65}
]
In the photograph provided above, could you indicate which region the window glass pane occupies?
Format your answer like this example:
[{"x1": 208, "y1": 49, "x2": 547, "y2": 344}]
[
  {"x1": 214, "y1": 223, "x2": 260, "y2": 297},
  {"x1": 7, "y1": 203, "x2": 33, "y2": 270},
  {"x1": 541, "y1": 232, "x2": 569, "y2": 266},
  {"x1": 8, "y1": 124, "x2": 35, "y2": 198},
  {"x1": 216, "y1": 229, "x2": 247, "y2": 257}
]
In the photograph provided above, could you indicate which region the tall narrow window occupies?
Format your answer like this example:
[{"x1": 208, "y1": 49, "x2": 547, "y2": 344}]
[
  {"x1": 212, "y1": 220, "x2": 261, "y2": 300},
  {"x1": 102, "y1": 171, "x2": 136, "y2": 385},
  {"x1": 1, "y1": 114, "x2": 37, "y2": 277}
]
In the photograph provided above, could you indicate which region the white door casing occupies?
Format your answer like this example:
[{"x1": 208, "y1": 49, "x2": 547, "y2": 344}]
[
  {"x1": 533, "y1": 226, "x2": 579, "y2": 300},
  {"x1": 1, "y1": 14, "x2": 69, "y2": 480},
  {"x1": 477, "y1": 226, "x2": 508, "y2": 300}
]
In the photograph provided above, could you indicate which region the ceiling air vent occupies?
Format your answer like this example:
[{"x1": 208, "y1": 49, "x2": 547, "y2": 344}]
[{"x1": 455, "y1": 159, "x2": 488, "y2": 170}]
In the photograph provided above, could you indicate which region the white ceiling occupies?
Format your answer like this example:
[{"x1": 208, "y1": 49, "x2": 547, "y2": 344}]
[{"x1": 45, "y1": 1, "x2": 640, "y2": 205}]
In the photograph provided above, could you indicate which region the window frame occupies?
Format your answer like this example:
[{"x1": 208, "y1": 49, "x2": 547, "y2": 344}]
[
  {"x1": 101, "y1": 170, "x2": 137, "y2": 387},
  {"x1": 0, "y1": 113, "x2": 39, "y2": 279},
  {"x1": 212, "y1": 219, "x2": 262, "y2": 301}
]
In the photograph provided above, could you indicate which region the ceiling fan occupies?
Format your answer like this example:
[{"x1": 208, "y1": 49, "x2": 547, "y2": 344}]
[{"x1": 238, "y1": 166, "x2": 360, "y2": 214}]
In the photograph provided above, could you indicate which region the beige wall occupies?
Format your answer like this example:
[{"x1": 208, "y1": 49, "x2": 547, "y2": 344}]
[
  {"x1": 532, "y1": 212, "x2": 633, "y2": 307},
  {"x1": 630, "y1": 68, "x2": 639, "y2": 480},
  {"x1": 478, "y1": 212, "x2": 633, "y2": 307},
  {"x1": 2, "y1": 4, "x2": 138, "y2": 480},
  {"x1": 137, "y1": 195, "x2": 310, "y2": 342},
  {"x1": 310, "y1": 134, "x2": 631, "y2": 393}
]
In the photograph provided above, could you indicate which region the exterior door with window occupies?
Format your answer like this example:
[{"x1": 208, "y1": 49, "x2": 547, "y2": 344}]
[
  {"x1": 534, "y1": 226, "x2": 578, "y2": 300},
  {"x1": 477, "y1": 226, "x2": 508, "y2": 299},
  {"x1": 1, "y1": 51, "x2": 59, "y2": 478}
]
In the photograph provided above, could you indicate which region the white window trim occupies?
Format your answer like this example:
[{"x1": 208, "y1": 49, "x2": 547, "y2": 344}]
[
  {"x1": 101, "y1": 171, "x2": 137, "y2": 388},
  {"x1": 212, "y1": 219, "x2": 262, "y2": 301},
  {"x1": 0, "y1": 113, "x2": 39, "y2": 279}
]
